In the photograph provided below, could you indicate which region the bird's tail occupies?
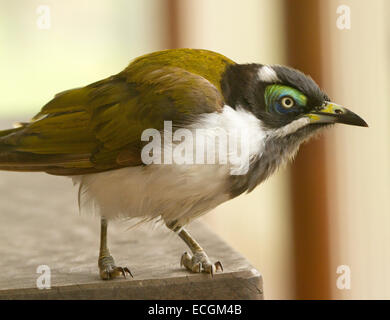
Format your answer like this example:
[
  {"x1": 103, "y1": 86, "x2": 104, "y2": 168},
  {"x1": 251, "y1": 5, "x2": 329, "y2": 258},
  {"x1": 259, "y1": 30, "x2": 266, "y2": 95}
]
[
  {"x1": 0, "y1": 123, "x2": 96, "y2": 175},
  {"x1": 0, "y1": 127, "x2": 20, "y2": 138},
  {"x1": 0, "y1": 124, "x2": 62, "y2": 173},
  {"x1": 0, "y1": 126, "x2": 36, "y2": 172}
]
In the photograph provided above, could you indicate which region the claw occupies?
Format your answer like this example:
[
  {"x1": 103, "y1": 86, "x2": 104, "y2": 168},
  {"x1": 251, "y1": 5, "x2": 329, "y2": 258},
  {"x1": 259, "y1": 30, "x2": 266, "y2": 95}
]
[
  {"x1": 119, "y1": 267, "x2": 126, "y2": 278},
  {"x1": 179, "y1": 251, "x2": 223, "y2": 276},
  {"x1": 215, "y1": 261, "x2": 223, "y2": 272},
  {"x1": 116, "y1": 266, "x2": 133, "y2": 279},
  {"x1": 195, "y1": 262, "x2": 202, "y2": 273},
  {"x1": 124, "y1": 267, "x2": 133, "y2": 278},
  {"x1": 180, "y1": 252, "x2": 186, "y2": 267},
  {"x1": 99, "y1": 255, "x2": 133, "y2": 280}
]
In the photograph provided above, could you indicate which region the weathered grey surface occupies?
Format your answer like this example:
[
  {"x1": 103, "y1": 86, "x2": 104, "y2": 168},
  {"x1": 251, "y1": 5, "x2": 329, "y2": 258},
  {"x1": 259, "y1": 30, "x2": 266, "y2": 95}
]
[{"x1": 0, "y1": 170, "x2": 263, "y2": 299}]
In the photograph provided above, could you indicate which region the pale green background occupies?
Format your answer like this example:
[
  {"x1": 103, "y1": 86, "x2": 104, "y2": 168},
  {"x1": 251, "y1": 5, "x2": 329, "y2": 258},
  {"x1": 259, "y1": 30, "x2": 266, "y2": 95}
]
[{"x1": 0, "y1": 0, "x2": 165, "y2": 117}]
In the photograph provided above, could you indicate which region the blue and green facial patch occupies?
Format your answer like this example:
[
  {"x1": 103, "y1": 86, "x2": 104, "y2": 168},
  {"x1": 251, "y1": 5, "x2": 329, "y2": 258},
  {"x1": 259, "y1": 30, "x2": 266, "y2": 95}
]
[{"x1": 264, "y1": 84, "x2": 308, "y2": 114}]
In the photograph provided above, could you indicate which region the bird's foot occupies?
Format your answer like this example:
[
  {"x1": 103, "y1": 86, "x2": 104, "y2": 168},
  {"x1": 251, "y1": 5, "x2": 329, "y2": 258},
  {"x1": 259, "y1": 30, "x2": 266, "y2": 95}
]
[
  {"x1": 180, "y1": 251, "x2": 223, "y2": 276},
  {"x1": 98, "y1": 255, "x2": 133, "y2": 280}
]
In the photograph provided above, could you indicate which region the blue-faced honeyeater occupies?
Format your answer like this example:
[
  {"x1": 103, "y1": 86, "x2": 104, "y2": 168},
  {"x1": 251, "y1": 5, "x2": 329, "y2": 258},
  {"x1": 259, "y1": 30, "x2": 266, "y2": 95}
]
[{"x1": 0, "y1": 49, "x2": 367, "y2": 279}]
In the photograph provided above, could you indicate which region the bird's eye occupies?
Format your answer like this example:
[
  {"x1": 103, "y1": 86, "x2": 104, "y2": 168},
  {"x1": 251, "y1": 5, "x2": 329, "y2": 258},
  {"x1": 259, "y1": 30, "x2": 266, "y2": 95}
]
[
  {"x1": 280, "y1": 96, "x2": 295, "y2": 109},
  {"x1": 264, "y1": 84, "x2": 307, "y2": 114}
]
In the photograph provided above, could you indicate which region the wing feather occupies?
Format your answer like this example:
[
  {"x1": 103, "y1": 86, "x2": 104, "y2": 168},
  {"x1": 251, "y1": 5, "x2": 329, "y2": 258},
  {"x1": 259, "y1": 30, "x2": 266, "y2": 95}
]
[{"x1": 0, "y1": 57, "x2": 225, "y2": 175}]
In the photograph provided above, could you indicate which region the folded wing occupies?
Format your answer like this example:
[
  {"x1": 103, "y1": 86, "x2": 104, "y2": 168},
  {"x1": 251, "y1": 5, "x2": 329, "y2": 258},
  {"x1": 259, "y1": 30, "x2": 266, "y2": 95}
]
[{"x1": 0, "y1": 63, "x2": 224, "y2": 175}]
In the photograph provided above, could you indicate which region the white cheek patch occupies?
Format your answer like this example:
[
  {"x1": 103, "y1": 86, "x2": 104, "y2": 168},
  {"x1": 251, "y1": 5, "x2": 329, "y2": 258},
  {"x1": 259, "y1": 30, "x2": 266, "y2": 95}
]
[
  {"x1": 270, "y1": 117, "x2": 311, "y2": 138},
  {"x1": 257, "y1": 65, "x2": 280, "y2": 83},
  {"x1": 188, "y1": 105, "x2": 266, "y2": 176}
]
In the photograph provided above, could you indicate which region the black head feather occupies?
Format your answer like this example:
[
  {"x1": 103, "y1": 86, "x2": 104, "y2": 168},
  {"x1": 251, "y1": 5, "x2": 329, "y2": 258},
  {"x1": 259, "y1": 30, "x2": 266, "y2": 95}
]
[
  {"x1": 272, "y1": 65, "x2": 329, "y2": 106},
  {"x1": 221, "y1": 63, "x2": 329, "y2": 129}
]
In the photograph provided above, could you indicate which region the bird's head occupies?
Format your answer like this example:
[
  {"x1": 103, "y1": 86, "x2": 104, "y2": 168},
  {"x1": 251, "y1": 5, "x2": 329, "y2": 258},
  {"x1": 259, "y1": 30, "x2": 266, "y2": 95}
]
[
  {"x1": 221, "y1": 63, "x2": 368, "y2": 140},
  {"x1": 222, "y1": 63, "x2": 368, "y2": 195}
]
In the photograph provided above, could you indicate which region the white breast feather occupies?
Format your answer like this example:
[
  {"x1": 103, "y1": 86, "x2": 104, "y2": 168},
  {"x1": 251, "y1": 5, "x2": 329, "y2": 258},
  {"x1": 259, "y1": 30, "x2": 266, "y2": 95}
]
[{"x1": 72, "y1": 105, "x2": 266, "y2": 226}]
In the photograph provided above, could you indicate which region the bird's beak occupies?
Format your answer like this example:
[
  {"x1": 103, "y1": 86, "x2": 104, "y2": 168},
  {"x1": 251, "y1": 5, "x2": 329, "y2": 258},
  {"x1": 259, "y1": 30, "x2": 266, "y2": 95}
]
[{"x1": 306, "y1": 101, "x2": 368, "y2": 127}]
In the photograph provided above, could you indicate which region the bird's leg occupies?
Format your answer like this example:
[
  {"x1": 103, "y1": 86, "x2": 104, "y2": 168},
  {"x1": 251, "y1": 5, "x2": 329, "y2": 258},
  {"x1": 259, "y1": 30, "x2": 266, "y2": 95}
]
[
  {"x1": 167, "y1": 222, "x2": 223, "y2": 276},
  {"x1": 98, "y1": 217, "x2": 133, "y2": 280}
]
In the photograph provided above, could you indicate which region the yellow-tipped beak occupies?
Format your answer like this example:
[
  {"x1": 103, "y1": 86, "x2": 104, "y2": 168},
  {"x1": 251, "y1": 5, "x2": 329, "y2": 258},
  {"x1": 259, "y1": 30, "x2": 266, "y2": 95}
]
[{"x1": 306, "y1": 102, "x2": 368, "y2": 127}]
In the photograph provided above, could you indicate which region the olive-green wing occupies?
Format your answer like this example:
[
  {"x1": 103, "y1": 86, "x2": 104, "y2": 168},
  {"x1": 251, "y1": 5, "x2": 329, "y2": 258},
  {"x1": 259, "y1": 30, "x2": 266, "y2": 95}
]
[{"x1": 0, "y1": 65, "x2": 224, "y2": 175}]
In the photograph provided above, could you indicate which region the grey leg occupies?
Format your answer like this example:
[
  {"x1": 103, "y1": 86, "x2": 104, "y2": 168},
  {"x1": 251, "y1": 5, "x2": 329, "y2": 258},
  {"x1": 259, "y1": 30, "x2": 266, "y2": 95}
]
[
  {"x1": 98, "y1": 217, "x2": 133, "y2": 280},
  {"x1": 167, "y1": 222, "x2": 223, "y2": 276}
]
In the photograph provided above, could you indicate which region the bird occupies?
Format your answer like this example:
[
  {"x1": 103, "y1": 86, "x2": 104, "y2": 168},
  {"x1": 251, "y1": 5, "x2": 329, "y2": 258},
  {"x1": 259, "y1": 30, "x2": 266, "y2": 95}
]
[{"x1": 0, "y1": 48, "x2": 367, "y2": 280}]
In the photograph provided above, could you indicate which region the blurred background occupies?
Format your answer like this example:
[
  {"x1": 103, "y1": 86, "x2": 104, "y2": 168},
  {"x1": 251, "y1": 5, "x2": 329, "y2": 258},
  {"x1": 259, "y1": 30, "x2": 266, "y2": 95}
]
[{"x1": 0, "y1": 0, "x2": 389, "y2": 299}]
